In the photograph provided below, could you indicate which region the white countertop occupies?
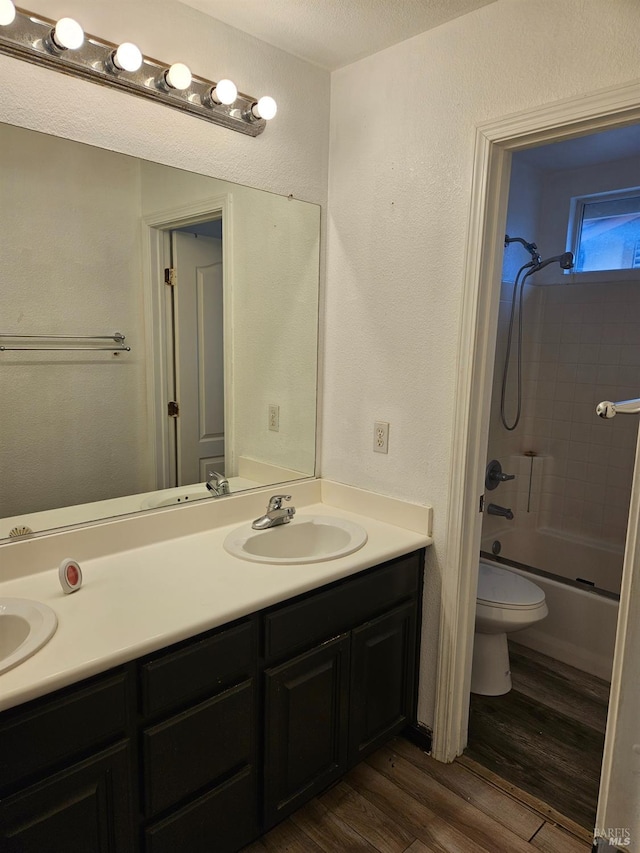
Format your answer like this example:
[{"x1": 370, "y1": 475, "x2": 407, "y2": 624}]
[{"x1": 0, "y1": 480, "x2": 432, "y2": 712}]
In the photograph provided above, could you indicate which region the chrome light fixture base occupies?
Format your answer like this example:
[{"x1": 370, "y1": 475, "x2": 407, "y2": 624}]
[{"x1": 0, "y1": 7, "x2": 267, "y2": 136}]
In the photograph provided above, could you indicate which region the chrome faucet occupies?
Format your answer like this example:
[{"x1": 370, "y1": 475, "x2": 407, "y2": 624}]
[
  {"x1": 206, "y1": 471, "x2": 230, "y2": 496},
  {"x1": 252, "y1": 494, "x2": 296, "y2": 530}
]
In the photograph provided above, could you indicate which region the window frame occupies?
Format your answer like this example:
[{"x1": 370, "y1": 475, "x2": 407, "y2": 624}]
[{"x1": 567, "y1": 185, "x2": 640, "y2": 279}]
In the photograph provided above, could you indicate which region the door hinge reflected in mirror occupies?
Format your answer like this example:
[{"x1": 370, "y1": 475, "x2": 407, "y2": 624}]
[
  {"x1": 164, "y1": 267, "x2": 176, "y2": 287},
  {"x1": 168, "y1": 401, "x2": 180, "y2": 418}
]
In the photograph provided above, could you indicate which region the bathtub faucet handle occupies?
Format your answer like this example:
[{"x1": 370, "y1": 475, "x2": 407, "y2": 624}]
[{"x1": 485, "y1": 460, "x2": 516, "y2": 490}]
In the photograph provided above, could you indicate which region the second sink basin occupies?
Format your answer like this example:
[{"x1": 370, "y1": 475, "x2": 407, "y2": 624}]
[
  {"x1": 224, "y1": 515, "x2": 368, "y2": 564},
  {"x1": 0, "y1": 598, "x2": 58, "y2": 675}
]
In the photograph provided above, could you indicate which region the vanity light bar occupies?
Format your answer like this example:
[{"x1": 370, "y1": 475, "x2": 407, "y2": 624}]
[{"x1": 0, "y1": 5, "x2": 275, "y2": 136}]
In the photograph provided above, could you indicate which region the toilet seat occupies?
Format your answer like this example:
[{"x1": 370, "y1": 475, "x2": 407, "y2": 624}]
[{"x1": 477, "y1": 561, "x2": 545, "y2": 608}]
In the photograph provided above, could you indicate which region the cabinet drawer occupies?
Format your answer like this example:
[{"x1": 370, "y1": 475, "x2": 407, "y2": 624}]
[
  {"x1": 142, "y1": 679, "x2": 254, "y2": 817},
  {"x1": 0, "y1": 741, "x2": 135, "y2": 853},
  {"x1": 145, "y1": 766, "x2": 257, "y2": 853},
  {"x1": 140, "y1": 619, "x2": 255, "y2": 718},
  {"x1": 0, "y1": 670, "x2": 130, "y2": 793},
  {"x1": 264, "y1": 551, "x2": 421, "y2": 663}
]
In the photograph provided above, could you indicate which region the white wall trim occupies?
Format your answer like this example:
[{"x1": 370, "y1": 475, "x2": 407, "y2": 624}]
[
  {"x1": 596, "y1": 429, "x2": 640, "y2": 839},
  {"x1": 432, "y1": 77, "x2": 640, "y2": 764}
]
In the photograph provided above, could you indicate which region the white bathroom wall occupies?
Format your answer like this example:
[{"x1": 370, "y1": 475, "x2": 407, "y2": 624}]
[{"x1": 324, "y1": 0, "x2": 640, "y2": 729}]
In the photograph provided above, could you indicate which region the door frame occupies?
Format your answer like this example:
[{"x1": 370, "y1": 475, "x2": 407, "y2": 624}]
[
  {"x1": 432, "y1": 76, "x2": 640, "y2": 795},
  {"x1": 141, "y1": 194, "x2": 233, "y2": 489}
]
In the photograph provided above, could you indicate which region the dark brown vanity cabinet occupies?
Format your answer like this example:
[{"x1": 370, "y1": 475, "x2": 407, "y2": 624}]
[
  {"x1": 0, "y1": 670, "x2": 137, "y2": 852},
  {"x1": 264, "y1": 633, "x2": 351, "y2": 825},
  {"x1": 262, "y1": 551, "x2": 422, "y2": 828},
  {"x1": 138, "y1": 619, "x2": 259, "y2": 853},
  {"x1": 0, "y1": 549, "x2": 423, "y2": 852}
]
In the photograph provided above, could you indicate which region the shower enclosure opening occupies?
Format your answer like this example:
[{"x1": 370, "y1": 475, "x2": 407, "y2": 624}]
[{"x1": 481, "y1": 138, "x2": 640, "y2": 682}]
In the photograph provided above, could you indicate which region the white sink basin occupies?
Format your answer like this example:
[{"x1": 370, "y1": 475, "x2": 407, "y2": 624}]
[
  {"x1": 224, "y1": 515, "x2": 368, "y2": 564},
  {"x1": 0, "y1": 598, "x2": 58, "y2": 675}
]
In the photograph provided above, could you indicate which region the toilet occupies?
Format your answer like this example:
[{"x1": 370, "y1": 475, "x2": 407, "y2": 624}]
[{"x1": 471, "y1": 560, "x2": 548, "y2": 696}]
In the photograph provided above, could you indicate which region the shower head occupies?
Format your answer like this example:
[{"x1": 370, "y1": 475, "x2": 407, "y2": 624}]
[{"x1": 531, "y1": 251, "x2": 574, "y2": 271}]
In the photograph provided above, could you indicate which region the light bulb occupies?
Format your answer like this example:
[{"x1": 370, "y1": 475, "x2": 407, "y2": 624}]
[
  {"x1": 252, "y1": 95, "x2": 277, "y2": 121},
  {"x1": 165, "y1": 62, "x2": 192, "y2": 90},
  {"x1": 212, "y1": 78, "x2": 237, "y2": 106},
  {"x1": 52, "y1": 17, "x2": 84, "y2": 50},
  {"x1": 113, "y1": 42, "x2": 143, "y2": 72},
  {"x1": 0, "y1": 0, "x2": 15, "y2": 26}
]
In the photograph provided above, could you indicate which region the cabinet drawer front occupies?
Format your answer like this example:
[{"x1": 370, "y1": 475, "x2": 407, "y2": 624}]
[
  {"x1": 145, "y1": 766, "x2": 257, "y2": 853},
  {"x1": 264, "y1": 551, "x2": 421, "y2": 662},
  {"x1": 143, "y1": 679, "x2": 254, "y2": 817},
  {"x1": 140, "y1": 619, "x2": 255, "y2": 718},
  {"x1": 0, "y1": 741, "x2": 135, "y2": 853},
  {"x1": 0, "y1": 671, "x2": 130, "y2": 793}
]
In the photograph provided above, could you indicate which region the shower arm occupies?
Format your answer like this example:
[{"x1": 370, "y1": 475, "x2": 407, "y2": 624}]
[
  {"x1": 504, "y1": 234, "x2": 540, "y2": 263},
  {"x1": 596, "y1": 398, "x2": 640, "y2": 419}
]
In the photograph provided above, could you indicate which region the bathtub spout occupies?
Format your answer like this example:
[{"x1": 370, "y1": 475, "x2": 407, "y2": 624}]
[{"x1": 487, "y1": 503, "x2": 514, "y2": 521}]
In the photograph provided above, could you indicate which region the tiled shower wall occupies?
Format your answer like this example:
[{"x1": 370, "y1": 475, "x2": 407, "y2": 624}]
[{"x1": 485, "y1": 279, "x2": 640, "y2": 552}]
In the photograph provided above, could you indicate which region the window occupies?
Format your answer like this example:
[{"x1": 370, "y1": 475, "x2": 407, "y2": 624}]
[{"x1": 570, "y1": 189, "x2": 640, "y2": 273}]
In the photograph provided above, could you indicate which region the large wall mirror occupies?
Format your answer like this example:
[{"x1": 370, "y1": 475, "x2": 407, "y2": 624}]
[{"x1": 0, "y1": 123, "x2": 320, "y2": 542}]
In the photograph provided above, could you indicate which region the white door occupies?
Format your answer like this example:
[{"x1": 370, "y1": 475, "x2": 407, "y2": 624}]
[
  {"x1": 594, "y1": 397, "x2": 640, "y2": 851},
  {"x1": 172, "y1": 231, "x2": 225, "y2": 486}
]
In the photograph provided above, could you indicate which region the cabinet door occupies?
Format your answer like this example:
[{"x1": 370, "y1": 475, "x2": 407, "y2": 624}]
[
  {"x1": 264, "y1": 633, "x2": 350, "y2": 828},
  {"x1": 348, "y1": 600, "x2": 418, "y2": 766},
  {"x1": 0, "y1": 742, "x2": 135, "y2": 853}
]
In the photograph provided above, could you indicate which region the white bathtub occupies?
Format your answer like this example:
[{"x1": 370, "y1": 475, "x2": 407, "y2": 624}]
[
  {"x1": 480, "y1": 527, "x2": 620, "y2": 681},
  {"x1": 482, "y1": 526, "x2": 623, "y2": 594}
]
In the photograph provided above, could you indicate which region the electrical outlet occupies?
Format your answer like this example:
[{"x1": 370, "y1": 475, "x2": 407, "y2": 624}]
[
  {"x1": 268, "y1": 404, "x2": 280, "y2": 432},
  {"x1": 373, "y1": 421, "x2": 389, "y2": 454}
]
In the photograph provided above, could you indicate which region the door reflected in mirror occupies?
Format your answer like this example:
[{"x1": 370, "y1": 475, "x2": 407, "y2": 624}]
[{"x1": 0, "y1": 123, "x2": 320, "y2": 540}]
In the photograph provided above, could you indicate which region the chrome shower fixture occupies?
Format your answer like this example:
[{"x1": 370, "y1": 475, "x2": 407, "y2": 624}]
[
  {"x1": 499, "y1": 242, "x2": 574, "y2": 431},
  {"x1": 504, "y1": 234, "x2": 540, "y2": 262},
  {"x1": 0, "y1": 3, "x2": 277, "y2": 136},
  {"x1": 532, "y1": 251, "x2": 574, "y2": 271}
]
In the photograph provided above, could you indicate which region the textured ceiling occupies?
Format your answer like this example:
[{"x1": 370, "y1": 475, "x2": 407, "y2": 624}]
[{"x1": 178, "y1": 0, "x2": 497, "y2": 70}]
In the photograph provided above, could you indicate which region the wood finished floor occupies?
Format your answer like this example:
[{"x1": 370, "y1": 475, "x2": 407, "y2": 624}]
[
  {"x1": 466, "y1": 641, "x2": 610, "y2": 832},
  {"x1": 243, "y1": 736, "x2": 592, "y2": 853}
]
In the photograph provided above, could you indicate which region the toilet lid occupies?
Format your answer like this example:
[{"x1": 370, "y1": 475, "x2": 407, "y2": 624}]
[{"x1": 477, "y1": 561, "x2": 545, "y2": 607}]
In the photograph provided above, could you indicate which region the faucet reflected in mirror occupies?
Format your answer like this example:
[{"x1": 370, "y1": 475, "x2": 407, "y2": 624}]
[
  {"x1": 0, "y1": 122, "x2": 320, "y2": 541},
  {"x1": 206, "y1": 472, "x2": 230, "y2": 497}
]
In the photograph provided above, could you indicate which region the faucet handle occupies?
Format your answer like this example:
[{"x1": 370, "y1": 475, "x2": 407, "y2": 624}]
[
  {"x1": 485, "y1": 460, "x2": 516, "y2": 490},
  {"x1": 268, "y1": 494, "x2": 291, "y2": 511}
]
